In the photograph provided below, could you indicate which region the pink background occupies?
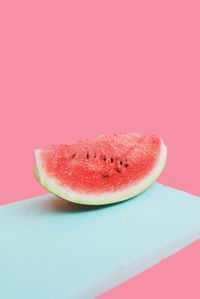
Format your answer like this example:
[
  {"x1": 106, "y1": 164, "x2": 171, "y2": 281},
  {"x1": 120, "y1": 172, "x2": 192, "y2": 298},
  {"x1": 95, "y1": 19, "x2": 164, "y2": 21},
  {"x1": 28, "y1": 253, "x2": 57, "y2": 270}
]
[{"x1": 0, "y1": 0, "x2": 200, "y2": 298}]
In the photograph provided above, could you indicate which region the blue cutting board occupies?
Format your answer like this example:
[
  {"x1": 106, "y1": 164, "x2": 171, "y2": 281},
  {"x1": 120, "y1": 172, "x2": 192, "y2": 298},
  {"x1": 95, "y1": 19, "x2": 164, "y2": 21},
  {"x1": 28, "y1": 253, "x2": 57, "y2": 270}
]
[{"x1": 1, "y1": 183, "x2": 200, "y2": 299}]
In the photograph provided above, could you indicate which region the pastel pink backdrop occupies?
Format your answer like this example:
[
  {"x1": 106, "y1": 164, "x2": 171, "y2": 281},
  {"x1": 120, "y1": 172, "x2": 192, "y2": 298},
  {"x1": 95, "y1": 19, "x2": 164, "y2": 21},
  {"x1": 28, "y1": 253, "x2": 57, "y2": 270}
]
[{"x1": 0, "y1": 0, "x2": 200, "y2": 298}]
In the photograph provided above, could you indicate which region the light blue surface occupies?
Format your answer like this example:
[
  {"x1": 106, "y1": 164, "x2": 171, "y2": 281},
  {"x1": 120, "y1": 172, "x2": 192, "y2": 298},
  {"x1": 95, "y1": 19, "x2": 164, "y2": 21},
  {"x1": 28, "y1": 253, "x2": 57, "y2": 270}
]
[{"x1": 0, "y1": 183, "x2": 200, "y2": 299}]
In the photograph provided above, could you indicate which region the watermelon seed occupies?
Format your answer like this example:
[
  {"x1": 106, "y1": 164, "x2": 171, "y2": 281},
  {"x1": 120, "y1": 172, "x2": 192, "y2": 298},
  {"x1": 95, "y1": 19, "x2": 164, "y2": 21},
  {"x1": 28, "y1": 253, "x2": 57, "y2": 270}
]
[
  {"x1": 110, "y1": 157, "x2": 114, "y2": 163},
  {"x1": 124, "y1": 163, "x2": 129, "y2": 168},
  {"x1": 72, "y1": 153, "x2": 76, "y2": 159},
  {"x1": 103, "y1": 156, "x2": 107, "y2": 161},
  {"x1": 116, "y1": 168, "x2": 122, "y2": 173},
  {"x1": 120, "y1": 160, "x2": 123, "y2": 165},
  {"x1": 86, "y1": 152, "x2": 90, "y2": 159},
  {"x1": 94, "y1": 152, "x2": 96, "y2": 158},
  {"x1": 103, "y1": 172, "x2": 109, "y2": 178}
]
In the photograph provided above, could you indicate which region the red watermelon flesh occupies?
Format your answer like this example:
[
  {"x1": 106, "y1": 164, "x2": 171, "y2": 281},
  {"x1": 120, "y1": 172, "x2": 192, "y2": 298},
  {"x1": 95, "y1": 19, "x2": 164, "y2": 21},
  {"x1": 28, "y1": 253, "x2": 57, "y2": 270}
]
[{"x1": 35, "y1": 133, "x2": 167, "y2": 205}]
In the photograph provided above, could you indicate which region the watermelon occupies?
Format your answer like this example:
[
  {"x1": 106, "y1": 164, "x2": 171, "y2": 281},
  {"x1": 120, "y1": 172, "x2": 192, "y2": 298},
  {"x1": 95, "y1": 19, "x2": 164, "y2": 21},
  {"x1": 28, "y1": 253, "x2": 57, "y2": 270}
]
[{"x1": 34, "y1": 133, "x2": 167, "y2": 205}]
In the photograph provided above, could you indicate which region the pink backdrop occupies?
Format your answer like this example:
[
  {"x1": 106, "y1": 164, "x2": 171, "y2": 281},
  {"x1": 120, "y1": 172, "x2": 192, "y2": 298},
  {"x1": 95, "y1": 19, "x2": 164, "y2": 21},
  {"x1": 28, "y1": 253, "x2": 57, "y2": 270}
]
[{"x1": 1, "y1": 0, "x2": 200, "y2": 298}]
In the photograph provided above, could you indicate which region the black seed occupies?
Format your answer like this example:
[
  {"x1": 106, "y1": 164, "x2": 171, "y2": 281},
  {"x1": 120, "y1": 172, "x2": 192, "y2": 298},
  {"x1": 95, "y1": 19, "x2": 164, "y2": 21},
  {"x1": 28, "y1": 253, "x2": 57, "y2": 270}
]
[
  {"x1": 72, "y1": 153, "x2": 76, "y2": 159},
  {"x1": 110, "y1": 157, "x2": 114, "y2": 163},
  {"x1": 103, "y1": 156, "x2": 106, "y2": 161},
  {"x1": 124, "y1": 163, "x2": 129, "y2": 168},
  {"x1": 116, "y1": 168, "x2": 122, "y2": 173},
  {"x1": 86, "y1": 152, "x2": 90, "y2": 159},
  {"x1": 120, "y1": 160, "x2": 123, "y2": 165},
  {"x1": 94, "y1": 152, "x2": 96, "y2": 158},
  {"x1": 103, "y1": 172, "x2": 109, "y2": 178}
]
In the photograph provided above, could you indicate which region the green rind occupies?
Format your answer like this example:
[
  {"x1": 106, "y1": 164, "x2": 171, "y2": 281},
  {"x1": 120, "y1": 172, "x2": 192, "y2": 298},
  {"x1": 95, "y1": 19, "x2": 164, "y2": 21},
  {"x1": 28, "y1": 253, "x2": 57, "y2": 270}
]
[{"x1": 34, "y1": 164, "x2": 39, "y2": 181}]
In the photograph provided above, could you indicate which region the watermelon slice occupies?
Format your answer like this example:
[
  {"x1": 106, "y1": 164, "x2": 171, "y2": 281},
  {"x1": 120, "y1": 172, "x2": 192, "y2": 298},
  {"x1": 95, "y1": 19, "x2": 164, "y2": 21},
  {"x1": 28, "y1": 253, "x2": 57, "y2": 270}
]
[{"x1": 34, "y1": 133, "x2": 167, "y2": 205}]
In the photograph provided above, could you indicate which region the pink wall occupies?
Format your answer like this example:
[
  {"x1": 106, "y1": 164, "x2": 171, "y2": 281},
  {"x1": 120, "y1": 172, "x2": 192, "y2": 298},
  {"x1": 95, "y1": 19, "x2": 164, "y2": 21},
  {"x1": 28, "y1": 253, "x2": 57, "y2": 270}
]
[{"x1": 1, "y1": 0, "x2": 200, "y2": 298}]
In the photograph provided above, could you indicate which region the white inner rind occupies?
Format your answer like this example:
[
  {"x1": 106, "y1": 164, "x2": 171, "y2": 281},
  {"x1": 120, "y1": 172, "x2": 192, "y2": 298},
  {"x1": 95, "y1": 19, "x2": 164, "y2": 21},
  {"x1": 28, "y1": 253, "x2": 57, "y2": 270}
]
[{"x1": 35, "y1": 140, "x2": 167, "y2": 205}]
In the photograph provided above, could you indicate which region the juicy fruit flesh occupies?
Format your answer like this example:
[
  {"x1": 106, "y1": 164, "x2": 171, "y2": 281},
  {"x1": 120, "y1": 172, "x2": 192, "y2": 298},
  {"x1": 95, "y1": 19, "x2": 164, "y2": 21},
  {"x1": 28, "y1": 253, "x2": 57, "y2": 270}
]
[{"x1": 40, "y1": 133, "x2": 161, "y2": 194}]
